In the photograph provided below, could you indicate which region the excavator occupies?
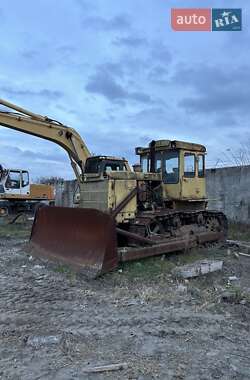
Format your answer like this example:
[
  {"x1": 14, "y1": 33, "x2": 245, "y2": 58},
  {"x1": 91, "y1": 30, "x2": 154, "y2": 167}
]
[
  {"x1": 0, "y1": 165, "x2": 54, "y2": 217},
  {"x1": 0, "y1": 99, "x2": 227, "y2": 277}
]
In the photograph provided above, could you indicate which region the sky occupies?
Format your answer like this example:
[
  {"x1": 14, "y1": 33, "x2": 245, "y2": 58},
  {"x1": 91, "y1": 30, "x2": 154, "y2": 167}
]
[{"x1": 0, "y1": 0, "x2": 248, "y2": 180}]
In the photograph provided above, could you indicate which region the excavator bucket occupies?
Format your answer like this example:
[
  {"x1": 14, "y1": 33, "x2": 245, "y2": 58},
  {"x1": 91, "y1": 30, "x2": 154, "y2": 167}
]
[{"x1": 29, "y1": 206, "x2": 118, "y2": 278}]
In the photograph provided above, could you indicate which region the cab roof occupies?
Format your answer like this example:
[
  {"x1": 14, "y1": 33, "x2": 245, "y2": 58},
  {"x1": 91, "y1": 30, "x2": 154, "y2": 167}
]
[
  {"x1": 135, "y1": 140, "x2": 206, "y2": 155},
  {"x1": 87, "y1": 155, "x2": 128, "y2": 162}
]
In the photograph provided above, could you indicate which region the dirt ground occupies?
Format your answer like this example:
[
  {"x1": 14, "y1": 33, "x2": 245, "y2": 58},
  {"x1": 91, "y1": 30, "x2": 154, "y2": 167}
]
[{"x1": 0, "y1": 222, "x2": 250, "y2": 380}]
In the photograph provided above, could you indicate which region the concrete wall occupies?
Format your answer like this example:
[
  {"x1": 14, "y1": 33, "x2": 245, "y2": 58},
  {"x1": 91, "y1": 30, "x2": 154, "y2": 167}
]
[
  {"x1": 55, "y1": 165, "x2": 250, "y2": 223},
  {"x1": 206, "y1": 166, "x2": 250, "y2": 224},
  {"x1": 55, "y1": 180, "x2": 77, "y2": 208}
]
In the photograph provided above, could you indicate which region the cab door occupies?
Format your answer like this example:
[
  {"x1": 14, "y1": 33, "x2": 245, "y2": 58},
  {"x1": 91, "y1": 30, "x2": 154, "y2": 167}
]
[
  {"x1": 161, "y1": 150, "x2": 182, "y2": 200},
  {"x1": 20, "y1": 171, "x2": 30, "y2": 195},
  {"x1": 181, "y1": 151, "x2": 206, "y2": 200},
  {"x1": 4, "y1": 170, "x2": 22, "y2": 195}
]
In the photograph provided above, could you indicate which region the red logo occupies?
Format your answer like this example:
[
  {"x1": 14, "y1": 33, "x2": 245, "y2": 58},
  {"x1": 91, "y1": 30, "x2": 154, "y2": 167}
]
[{"x1": 171, "y1": 8, "x2": 211, "y2": 31}]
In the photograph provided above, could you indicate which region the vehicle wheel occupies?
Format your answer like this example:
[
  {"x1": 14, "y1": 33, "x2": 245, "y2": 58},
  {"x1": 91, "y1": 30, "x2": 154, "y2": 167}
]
[
  {"x1": 0, "y1": 206, "x2": 9, "y2": 217},
  {"x1": 205, "y1": 216, "x2": 220, "y2": 232}
]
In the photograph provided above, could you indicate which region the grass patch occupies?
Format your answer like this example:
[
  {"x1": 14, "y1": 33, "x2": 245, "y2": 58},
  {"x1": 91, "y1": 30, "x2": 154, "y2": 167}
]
[
  {"x1": 222, "y1": 284, "x2": 246, "y2": 304},
  {"x1": 171, "y1": 249, "x2": 206, "y2": 266},
  {"x1": 116, "y1": 246, "x2": 225, "y2": 282},
  {"x1": 119, "y1": 256, "x2": 176, "y2": 281},
  {"x1": 53, "y1": 264, "x2": 76, "y2": 283},
  {"x1": 53, "y1": 264, "x2": 71, "y2": 274},
  {"x1": 0, "y1": 222, "x2": 32, "y2": 239},
  {"x1": 228, "y1": 222, "x2": 250, "y2": 242}
]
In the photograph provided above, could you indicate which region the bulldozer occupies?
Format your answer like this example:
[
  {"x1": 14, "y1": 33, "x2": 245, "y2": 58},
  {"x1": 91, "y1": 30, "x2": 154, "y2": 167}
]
[{"x1": 0, "y1": 99, "x2": 227, "y2": 277}]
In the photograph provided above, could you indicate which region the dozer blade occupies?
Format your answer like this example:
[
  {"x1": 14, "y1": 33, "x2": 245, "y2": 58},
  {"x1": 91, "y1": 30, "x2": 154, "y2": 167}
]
[{"x1": 30, "y1": 206, "x2": 118, "y2": 278}]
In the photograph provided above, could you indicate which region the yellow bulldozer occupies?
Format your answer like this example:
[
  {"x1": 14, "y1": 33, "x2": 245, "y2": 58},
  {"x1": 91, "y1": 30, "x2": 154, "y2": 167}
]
[{"x1": 0, "y1": 99, "x2": 227, "y2": 277}]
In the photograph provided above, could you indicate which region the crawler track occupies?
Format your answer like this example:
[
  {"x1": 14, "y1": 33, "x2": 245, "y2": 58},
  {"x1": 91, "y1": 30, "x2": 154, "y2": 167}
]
[{"x1": 118, "y1": 210, "x2": 228, "y2": 262}]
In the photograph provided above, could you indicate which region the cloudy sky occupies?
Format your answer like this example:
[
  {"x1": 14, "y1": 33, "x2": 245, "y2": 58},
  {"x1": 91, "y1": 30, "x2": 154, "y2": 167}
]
[{"x1": 0, "y1": 0, "x2": 248, "y2": 180}]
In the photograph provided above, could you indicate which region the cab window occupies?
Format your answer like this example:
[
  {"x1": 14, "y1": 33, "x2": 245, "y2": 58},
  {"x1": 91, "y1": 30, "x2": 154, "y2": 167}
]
[
  {"x1": 184, "y1": 153, "x2": 195, "y2": 178},
  {"x1": 163, "y1": 150, "x2": 179, "y2": 184},
  {"x1": 155, "y1": 153, "x2": 162, "y2": 173},
  {"x1": 22, "y1": 171, "x2": 29, "y2": 187},
  {"x1": 85, "y1": 158, "x2": 101, "y2": 173},
  {"x1": 198, "y1": 155, "x2": 205, "y2": 177},
  {"x1": 141, "y1": 156, "x2": 148, "y2": 172},
  {"x1": 85, "y1": 159, "x2": 126, "y2": 174},
  {"x1": 6, "y1": 170, "x2": 21, "y2": 189},
  {"x1": 105, "y1": 162, "x2": 126, "y2": 171}
]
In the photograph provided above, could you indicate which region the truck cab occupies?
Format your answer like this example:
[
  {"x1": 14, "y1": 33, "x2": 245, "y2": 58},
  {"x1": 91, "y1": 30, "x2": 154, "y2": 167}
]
[{"x1": 0, "y1": 169, "x2": 30, "y2": 196}]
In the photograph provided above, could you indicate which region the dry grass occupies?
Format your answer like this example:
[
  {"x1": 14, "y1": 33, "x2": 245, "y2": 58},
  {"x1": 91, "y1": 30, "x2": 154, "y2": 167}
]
[
  {"x1": 228, "y1": 222, "x2": 250, "y2": 241},
  {"x1": 0, "y1": 221, "x2": 31, "y2": 239}
]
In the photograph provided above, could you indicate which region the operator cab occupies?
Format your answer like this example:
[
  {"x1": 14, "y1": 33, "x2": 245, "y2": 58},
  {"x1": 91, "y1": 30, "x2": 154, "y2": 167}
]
[
  {"x1": 136, "y1": 140, "x2": 206, "y2": 203},
  {"x1": 3, "y1": 169, "x2": 30, "y2": 195},
  {"x1": 84, "y1": 156, "x2": 130, "y2": 177}
]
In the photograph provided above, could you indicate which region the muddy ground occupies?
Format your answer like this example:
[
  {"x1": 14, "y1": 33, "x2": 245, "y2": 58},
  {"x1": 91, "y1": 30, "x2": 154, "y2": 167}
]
[{"x1": 0, "y1": 223, "x2": 250, "y2": 380}]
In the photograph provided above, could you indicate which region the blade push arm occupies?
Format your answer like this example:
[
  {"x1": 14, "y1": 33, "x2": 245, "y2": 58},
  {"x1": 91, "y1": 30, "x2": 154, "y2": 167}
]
[{"x1": 0, "y1": 99, "x2": 91, "y2": 182}]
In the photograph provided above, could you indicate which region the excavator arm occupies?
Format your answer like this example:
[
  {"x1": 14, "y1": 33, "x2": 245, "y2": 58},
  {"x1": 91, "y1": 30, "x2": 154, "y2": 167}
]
[{"x1": 0, "y1": 99, "x2": 91, "y2": 183}]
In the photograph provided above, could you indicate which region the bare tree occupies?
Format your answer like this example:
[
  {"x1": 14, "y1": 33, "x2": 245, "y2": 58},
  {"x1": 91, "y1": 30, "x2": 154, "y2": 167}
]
[
  {"x1": 214, "y1": 142, "x2": 250, "y2": 168},
  {"x1": 37, "y1": 176, "x2": 64, "y2": 185}
]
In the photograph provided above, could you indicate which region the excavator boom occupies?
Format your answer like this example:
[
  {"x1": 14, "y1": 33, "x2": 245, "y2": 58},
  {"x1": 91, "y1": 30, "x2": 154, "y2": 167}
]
[{"x1": 0, "y1": 99, "x2": 91, "y2": 182}]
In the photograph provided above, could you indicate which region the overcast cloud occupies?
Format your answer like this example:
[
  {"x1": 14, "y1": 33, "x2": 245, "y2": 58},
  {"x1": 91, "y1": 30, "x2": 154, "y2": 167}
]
[{"x1": 0, "y1": 0, "x2": 247, "y2": 179}]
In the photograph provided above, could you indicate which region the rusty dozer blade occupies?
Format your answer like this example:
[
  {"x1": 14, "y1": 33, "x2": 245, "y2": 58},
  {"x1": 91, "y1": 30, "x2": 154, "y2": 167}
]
[{"x1": 30, "y1": 206, "x2": 118, "y2": 278}]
